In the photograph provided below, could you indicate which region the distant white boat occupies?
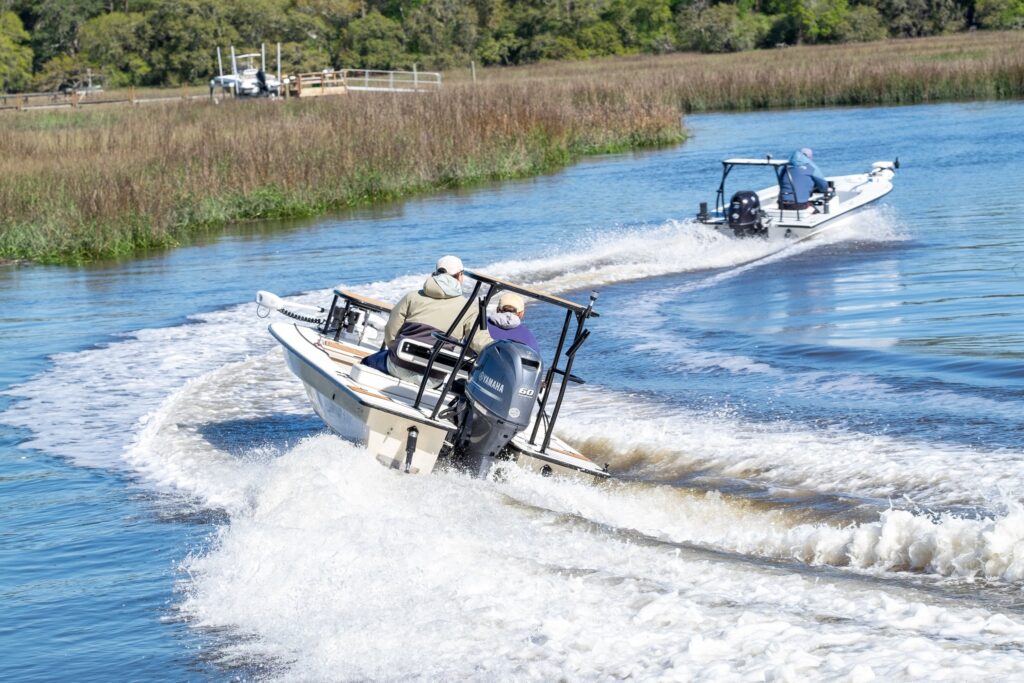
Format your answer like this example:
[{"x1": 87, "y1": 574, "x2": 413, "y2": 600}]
[
  {"x1": 209, "y1": 44, "x2": 283, "y2": 98},
  {"x1": 696, "y1": 156, "x2": 899, "y2": 241}
]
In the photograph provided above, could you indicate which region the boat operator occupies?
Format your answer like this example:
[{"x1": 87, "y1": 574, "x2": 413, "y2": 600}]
[
  {"x1": 486, "y1": 292, "x2": 540, "y2": 356},
  {"x1": 364, "y1": 255, "x2": 493, "y2": 383},
  {"x1": 778, "y1": 147, "x2": 828, "y2": 211}
]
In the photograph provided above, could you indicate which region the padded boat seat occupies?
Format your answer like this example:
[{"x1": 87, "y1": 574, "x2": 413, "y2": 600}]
[{"x1": 395, "y1": 339, "x2": 473, "y2": 380}]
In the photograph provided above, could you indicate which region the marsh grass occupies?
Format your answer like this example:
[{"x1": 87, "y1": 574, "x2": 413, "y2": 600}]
[
  {"x1": 0, "y1": 80, "x2": 684, "y2": 262},
  {"x1": 452, "y1": 32, "x2": 1024, "y2": 111},
  {"x1": 2, "y1": 31, "x2": 1022, "y2": 263}
]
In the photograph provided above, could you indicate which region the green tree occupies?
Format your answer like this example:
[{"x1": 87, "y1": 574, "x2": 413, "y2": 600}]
[
  {"x1": 292, "y1": 0, "x2": 362, "y2": 27},
  {"x1": 576, "y1": 19, "x2": 624, "y2": 55},
  {"x1": 975, "y1": 0, "x2": 1024, "y2": 26},
  {"x1": 833, "y1": 4, "x2": 888, "y2": 40},
  {"x1": 340, "y1": 10, "x2": 406, "y2": 68},
  {"x1": 32, "y1": 52, "x2": 91, "y2": 90},
  {"x1": 80, "y1": 11, "x2": 151, "y2": 85},
  {"x1": 606, "y1": 0, "x2": 675, "y2": 52},
  {"x1": 678, "y1": 1, "x2": 770, "y2": 52},
  {"x1": 404, "y1": 0, "x2": 481, "y2": 68},
  {"x1": 877, "y1": 0, "x2": 966, "y2": 35},
  {"x1": 146, "y1": 0, "x2": 238, "y2": 84},
  {"x1": 767, "y1": 0, "x2": 853, "y2": 43},
  {"x1": 472, "y1": 0, "x2": 518, "y2": 64},
  {"x1": 24, "y1": 0, "x2": 105, "y2": 68},
  {"x1": 0, "y1": 10, "x2": 32, "y2": 91}
]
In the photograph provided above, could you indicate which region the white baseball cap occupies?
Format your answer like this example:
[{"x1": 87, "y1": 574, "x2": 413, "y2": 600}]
[
  {"x1": 435, "y1": 255, "x2": 463, "y2": 275},
  {"x1": 497, "y1": 292, "x2": 526, "y2": 314}
]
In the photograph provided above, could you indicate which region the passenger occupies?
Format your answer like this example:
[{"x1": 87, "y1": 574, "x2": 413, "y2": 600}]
[
  {"x1": 371, "y1": 255, "x2": 492, "y2": 383},
  {"x1": 486, "y1": 292, "x2": 541, "y2": 356},
  {"x1": 779, "y1": 147, "x2": 828, "y2": 211}
]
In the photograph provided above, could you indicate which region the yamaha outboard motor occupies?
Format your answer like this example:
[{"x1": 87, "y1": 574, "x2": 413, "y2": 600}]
[
  {"x1": 727, "y1": 191, "x2": 765, "y2": 236},
  {"x1": 449, "y1": 340, "x2": 543, "y2": 476}
]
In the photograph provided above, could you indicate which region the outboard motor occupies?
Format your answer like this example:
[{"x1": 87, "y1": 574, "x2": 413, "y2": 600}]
[
  {"x1": 449, "y1": 340, "x2": 543, "y2": 476},
  {"x1": 727, "y1": 191, "x2": 765, "y2": 236}
]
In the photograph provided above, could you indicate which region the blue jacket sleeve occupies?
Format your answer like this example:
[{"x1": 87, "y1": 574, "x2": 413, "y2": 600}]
[{"x1": 811, "y1": 169, "x2": 828, "y2": 193}]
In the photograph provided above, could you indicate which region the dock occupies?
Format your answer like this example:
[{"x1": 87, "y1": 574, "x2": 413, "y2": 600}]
[{"x1": 287, "y1": 69, "x2": 442, "y2": 98}]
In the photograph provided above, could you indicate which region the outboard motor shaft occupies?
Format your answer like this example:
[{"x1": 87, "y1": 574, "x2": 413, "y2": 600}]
[
  {"x1": 727, "y1": 190, "x2": 765, "y2": 236},
  {"x1": 450, "y1": 341, "x2": 542, "y2": 476}
]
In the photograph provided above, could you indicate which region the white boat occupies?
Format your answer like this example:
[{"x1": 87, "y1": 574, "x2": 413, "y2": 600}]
[
  {"x1": 696, "y1": 156, "x2": 899, "y2": 241},
  {"x1": 210, "y1": 44, "x2": 283, "y2": 98},
  {"x1": 256, "y1": 272, "x2": 609, "y2": 482}
]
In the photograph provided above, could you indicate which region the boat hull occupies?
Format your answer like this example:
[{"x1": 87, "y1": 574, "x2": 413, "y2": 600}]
[
  {"x1": 713, "y1": 197, "x2": 879, "y2": 242},
  {"x1": 703, "y1": 166, "x2": 894, "y2": 241},
  {"x1": 275, "y1": 324, "x2": 449, "y2": 474},
  {"x1": 272, "y1": 322, "x2": 608, "y2": 482}
]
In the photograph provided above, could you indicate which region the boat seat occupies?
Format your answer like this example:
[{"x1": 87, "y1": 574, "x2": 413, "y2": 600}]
[{"x1": 395, "y1": 339, "x2": 473, "y2": 380}]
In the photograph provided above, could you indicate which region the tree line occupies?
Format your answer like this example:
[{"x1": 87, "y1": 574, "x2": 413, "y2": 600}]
[{"x1": 1, "y1": 0, "x2": 1021, "y2": 92}]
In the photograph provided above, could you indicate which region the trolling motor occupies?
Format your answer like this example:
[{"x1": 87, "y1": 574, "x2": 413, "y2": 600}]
[
  {"x1": 445, "y1": 340, "x2": 543, "y2": 477},
  {"x1": 255, "y1": 290, "x2": 325, "y2": 324}
]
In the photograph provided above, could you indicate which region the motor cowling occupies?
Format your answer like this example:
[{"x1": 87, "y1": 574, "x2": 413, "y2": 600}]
[
  {"x1": 449, "y1": 340, "x2": 543, "y2": 476},
  {"x1": 727, "y1": 191, "x2": 764, "y2": 234}
]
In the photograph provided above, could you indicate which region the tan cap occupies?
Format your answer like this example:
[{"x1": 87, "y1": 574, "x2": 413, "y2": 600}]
[
  {"x1": 497, "y1": 292, "x2": 526, "y2": 314},
  {"x1": 435, "y1": 255, "x2": 463, "y2": 275}
]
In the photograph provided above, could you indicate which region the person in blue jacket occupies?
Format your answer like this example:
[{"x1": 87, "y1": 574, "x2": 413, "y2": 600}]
[
  {"x1": 779, "y1": 147, "x2": 828, "y2": 210},
  {"x1": 486, "y1": 292, "x2": 541, "y2": 356}
]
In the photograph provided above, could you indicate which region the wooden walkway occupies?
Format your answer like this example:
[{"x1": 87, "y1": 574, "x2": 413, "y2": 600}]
[{"x1": 287, "y1": 69, "x2": 442, "y2": 98}]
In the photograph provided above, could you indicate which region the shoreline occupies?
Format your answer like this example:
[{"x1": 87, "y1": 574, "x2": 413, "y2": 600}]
[{"x1": 2, "y1": 32, "x2": 1022, "y2": 266}]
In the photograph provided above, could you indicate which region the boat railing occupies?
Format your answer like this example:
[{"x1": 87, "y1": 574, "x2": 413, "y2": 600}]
[{"x1": 411, "y1": 271, "x2": 599, "y2": 456}]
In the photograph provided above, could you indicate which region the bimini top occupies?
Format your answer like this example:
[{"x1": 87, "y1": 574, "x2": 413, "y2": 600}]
[
  {"x1": 722, "y1": 157, "x2": 788, "y2": 167},
  {"x1": 465, "y1": 270, "x2": 599, "y2": 318}
]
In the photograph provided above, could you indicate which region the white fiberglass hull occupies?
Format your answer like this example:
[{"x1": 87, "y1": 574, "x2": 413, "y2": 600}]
[
  {"x1": 706, "y1": 166, "x2": 895, "y2": 241},
  {"x1": 270, "y1": 322, "x2": 607, "y2": 482}
]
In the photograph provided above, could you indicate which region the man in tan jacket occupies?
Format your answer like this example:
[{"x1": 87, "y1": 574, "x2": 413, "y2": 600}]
[{"x1": 383, "y1": 255, "x2": 492, "y2": 383}]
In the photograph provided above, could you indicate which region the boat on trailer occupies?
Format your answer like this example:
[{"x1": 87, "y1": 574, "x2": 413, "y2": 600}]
[
  {"x1": 696, "y1": 156, "x2": 899, "y2": 241},
  {"x1": 257, "y1": 272, "x2": 609, "y2": 483}
]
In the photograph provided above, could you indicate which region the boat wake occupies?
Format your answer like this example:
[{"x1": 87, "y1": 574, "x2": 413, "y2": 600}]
[
  {"x1": 13, "y1": 214, "x2": 1018, "y2": 678},
  {"x1": 178, "y1": 433, "x2": 1024, "y2": 681},
  {"x1": 0, "y1": 216, "x2": 851, "y2": 471}
]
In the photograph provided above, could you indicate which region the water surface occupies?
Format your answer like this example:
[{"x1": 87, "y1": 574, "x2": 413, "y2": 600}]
[{"x1": 3, "y1": 101, "x2": 1024, "y2": 680}]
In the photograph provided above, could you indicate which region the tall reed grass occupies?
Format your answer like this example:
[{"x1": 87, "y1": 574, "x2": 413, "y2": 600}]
[
  {"x1": 454, "y1": 31, "x2": 1024, "y2": 111},
  {"x1": 0, "y1": 80, "x2": 682, "y2": 263},
  {"x1": 1, "y1": 32, "x2": 1021, "y2": 264}
]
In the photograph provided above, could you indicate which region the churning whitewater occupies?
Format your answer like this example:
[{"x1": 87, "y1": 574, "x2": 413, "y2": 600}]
[{"x1": 6, "y1": 215, "x2": 1024, "y2": 680}]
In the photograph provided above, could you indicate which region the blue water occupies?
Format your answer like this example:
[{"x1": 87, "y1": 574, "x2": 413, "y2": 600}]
[{"x1": 3, "y1": 101, "x2": 1024, "y2": 679}]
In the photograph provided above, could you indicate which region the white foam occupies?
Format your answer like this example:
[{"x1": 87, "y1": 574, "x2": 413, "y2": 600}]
[
  {"x1": 180, "y1": 435, "x2": 1024, "y2": 680},
  {"x1": 500, "y1": 461, "x2": 1024, "y2": 582},
  {"x1": 560, "y1": 386, "x2": 1023, "y2": 509}
]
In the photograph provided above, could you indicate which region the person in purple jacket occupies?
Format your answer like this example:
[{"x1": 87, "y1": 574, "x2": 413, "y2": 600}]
[{"x1": 486, "y1": 292, "x2": 541, "y2": 356}]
